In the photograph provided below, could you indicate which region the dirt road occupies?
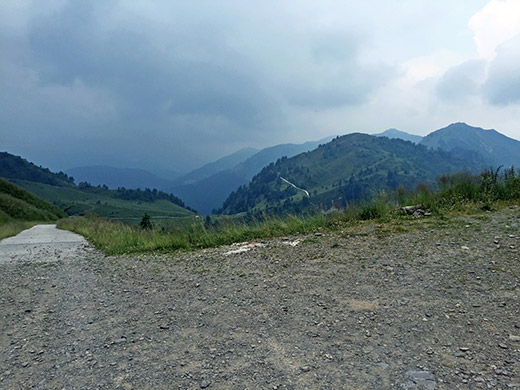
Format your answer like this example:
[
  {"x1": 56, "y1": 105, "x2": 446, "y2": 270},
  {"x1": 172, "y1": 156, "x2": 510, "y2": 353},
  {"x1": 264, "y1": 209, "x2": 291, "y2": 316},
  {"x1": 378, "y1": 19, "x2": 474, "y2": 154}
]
[
  {"x1": 1, "y1": 210, "x2": 519, "y2": 389},
  {"x1": 0, "y1": 224, "x2": 91, "y2": 265}
]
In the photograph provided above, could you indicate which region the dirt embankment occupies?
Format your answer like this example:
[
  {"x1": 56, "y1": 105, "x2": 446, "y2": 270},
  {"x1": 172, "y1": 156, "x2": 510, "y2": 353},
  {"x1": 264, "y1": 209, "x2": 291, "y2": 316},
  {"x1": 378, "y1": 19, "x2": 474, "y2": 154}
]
[{"x1": 0, "y1": 208, "x2": 519, "y2": 389}]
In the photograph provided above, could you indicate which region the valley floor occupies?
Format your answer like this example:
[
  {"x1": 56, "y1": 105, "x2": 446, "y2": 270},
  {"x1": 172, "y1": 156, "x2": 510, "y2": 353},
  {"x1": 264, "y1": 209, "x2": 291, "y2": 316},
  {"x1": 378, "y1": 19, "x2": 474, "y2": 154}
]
[{"x1": 1, "y1": 207, "x2": 519, "y2": 389}]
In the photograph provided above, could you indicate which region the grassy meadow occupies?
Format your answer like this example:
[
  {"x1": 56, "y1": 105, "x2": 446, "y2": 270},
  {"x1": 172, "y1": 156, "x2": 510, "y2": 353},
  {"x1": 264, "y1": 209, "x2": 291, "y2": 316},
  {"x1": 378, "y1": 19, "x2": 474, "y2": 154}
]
[
  {"x1": 12, "y1": 180, "x2": 194, "y2": 223},
  {"x1": 57, "y1": 167, "x2": 520, "y2": 255}
]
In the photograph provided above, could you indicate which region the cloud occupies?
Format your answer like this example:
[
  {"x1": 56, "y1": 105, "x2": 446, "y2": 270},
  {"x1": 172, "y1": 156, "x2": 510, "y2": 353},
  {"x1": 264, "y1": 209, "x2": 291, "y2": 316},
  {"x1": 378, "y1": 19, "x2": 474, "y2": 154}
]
[
  {"x1": 436, "y1": 59, "x2": 487, "y2": 101},
  {"x1": 436, "y1": 1, "x2": 520, "y2": 106},
  {"x1": 482, "y1": 36, "x2": 520, "y2": 105},
  {"x1": 469, "y1": 0, "x2": 520, "y2": 58},
  {"x1": 0, "y1": 0, "x2": 398, "y2": 172},
  {"x1": 3, "y1": 0, "x2": 520, "y2": 175}
]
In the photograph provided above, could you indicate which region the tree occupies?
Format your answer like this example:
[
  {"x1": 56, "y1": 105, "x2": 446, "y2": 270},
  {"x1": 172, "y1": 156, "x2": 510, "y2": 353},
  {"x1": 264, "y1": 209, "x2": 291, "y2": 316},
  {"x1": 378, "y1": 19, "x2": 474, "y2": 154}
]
[{"x1": 139, "y1": 213, "x2": 153, "y2": 230}]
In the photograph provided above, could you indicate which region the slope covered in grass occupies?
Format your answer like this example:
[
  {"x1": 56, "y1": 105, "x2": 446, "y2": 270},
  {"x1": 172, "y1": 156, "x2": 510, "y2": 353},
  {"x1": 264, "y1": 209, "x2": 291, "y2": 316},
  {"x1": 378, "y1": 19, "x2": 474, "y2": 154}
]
[{"x1": 0, "y1": 178, "x2": 66, "y2": 222}]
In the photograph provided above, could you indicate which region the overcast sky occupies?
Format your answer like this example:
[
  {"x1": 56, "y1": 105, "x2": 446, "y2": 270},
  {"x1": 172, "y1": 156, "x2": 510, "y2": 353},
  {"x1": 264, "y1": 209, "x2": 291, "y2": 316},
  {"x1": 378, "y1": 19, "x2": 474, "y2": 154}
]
[{"x1": 2, "y1": 0, "x2": 520, "y2": 174}]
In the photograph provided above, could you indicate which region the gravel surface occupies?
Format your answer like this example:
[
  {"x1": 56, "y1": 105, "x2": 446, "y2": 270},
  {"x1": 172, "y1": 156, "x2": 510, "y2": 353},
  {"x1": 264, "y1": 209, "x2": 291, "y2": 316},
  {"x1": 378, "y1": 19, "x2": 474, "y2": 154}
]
[
  {"x1": 0, "y1": 225, "x2": 92, "y2": 265},
  {"x1": 1, "y1": 208, "x2": 519, "y2": 389}
]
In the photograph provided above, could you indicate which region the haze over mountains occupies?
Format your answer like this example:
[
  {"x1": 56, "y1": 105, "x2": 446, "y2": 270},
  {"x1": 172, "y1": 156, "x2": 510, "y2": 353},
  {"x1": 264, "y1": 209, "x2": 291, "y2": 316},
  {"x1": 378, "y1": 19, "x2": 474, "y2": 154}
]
[
  {"x1": 3, "y1": 122, "x2": 520, "y2": 217},
  {"x1": 66, "y1": 137, "x2": 335, "y2": 214}
]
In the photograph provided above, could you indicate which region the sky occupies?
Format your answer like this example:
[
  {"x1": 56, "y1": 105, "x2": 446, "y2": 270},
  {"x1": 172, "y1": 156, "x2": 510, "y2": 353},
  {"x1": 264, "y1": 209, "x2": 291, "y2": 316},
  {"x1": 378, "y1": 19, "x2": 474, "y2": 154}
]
[{"x1": 2, "y1": 0, "x2": 520, "y2": 175}]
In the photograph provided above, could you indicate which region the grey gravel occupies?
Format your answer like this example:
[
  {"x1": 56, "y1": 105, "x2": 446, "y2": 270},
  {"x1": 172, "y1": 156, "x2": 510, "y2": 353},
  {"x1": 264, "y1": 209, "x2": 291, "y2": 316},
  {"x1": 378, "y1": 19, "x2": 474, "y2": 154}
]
[{"x1": 1, "y1": 207, "x2": 519, "y2": 389}]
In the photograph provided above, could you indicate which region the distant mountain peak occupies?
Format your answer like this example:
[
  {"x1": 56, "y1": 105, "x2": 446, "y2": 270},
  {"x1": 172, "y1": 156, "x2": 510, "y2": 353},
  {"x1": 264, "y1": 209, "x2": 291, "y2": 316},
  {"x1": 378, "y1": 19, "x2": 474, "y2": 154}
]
[
  {"x1": 420, "y1": 123, "x2": 520, "y2": 168},
  {"x1": 373, "y1": 128, "x2": 422, "y2": 144}
]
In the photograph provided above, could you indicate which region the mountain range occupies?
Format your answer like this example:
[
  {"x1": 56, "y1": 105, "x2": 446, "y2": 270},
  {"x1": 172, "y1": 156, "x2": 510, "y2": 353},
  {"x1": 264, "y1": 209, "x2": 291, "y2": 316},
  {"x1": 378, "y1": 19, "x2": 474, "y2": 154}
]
[
  {"x1": 218, "y1": 132, "x2": 488, "y2": 215},
  {"x1": 65, "y1": 166, "x2": 176, "y2": 191},
  {"x1": 165, "y1": 137, "x2": 335, "y2": 214},
  {"x1": 3, "y1": 122, "x2": 519, "y2": 218}
]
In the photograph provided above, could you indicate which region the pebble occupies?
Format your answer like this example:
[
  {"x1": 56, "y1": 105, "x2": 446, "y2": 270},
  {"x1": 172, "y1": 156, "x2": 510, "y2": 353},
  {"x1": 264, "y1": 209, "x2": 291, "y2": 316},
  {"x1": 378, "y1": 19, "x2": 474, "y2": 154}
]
[{"x1": 200, "y1": 380, "x2": 211, "y2": 388}]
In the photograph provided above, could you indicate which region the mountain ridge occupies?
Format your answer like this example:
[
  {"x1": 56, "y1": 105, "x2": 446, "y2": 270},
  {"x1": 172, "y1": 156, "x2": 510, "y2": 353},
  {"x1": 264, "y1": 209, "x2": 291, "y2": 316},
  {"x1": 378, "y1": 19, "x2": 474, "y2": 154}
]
[
  {"x1": 374, "y1": 128, "x2": 423, "y2": 144},
  {"x1": 420, "y1": 122, "x2": 520, "y2": 167},
  {"x1": 219, "y1": 132, "x2": 487, "y2": 215},
  {"x1": 167, "y1": 136, "x2": 335, "y2": 214}
]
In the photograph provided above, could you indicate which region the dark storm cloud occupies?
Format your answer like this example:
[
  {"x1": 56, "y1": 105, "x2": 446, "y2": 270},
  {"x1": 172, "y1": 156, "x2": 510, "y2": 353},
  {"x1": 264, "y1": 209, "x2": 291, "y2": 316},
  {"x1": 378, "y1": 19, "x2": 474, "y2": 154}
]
[
  {"x1": 1, "y1": 1, "x2": 396, "y2": 172},
  {"x1": 27, "y1": 1, "x2": 274, "y2": 124},
  {"x1": 436, "y1": 59, "x2": 486, "y2": 101},
  {"x1": 482, "y1": 36, "x2": 520, "y2": 106}
]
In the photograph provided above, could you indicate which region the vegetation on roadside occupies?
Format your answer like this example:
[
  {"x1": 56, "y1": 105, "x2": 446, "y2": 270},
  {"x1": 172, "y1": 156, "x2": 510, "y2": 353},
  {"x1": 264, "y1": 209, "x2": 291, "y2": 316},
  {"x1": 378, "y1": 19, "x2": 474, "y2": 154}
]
[
  {"x1": 0, "y1": 221, "x2": 41, "y2": 240},
  {"x1": 0, "y1": 178, "x2": 65, "y2": 239},
  {"x1": 57, "y1": 167, "x2": 520, "y2": 255}
]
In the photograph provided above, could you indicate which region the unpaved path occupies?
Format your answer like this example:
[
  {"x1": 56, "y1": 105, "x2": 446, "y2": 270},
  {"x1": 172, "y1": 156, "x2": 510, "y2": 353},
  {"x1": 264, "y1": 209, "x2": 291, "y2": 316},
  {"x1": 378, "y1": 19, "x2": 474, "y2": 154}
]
[
  {"x1": 0, "y1": 224, "x2": 91, "y2": 264},
  {"x1": 1, "y1": 209, "x2": 519, "y2": 389},
  {"x1": 280, "y1": 177, "x2": 310, "y2": 197}
]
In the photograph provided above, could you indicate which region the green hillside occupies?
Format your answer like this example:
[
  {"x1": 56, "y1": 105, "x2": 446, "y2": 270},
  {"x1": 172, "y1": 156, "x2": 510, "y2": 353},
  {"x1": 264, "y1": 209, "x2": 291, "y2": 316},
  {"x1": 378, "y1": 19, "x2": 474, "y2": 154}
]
[
  {"x1": 167, "y1": 137, "x2": 334, "y2": 214},
  {"x1": 12, "y1": 180, "x2": 195, "y2": 223},
  {"x1": 1, "y1": 151, "x2": 196, "y2": 224},
  {"x1": 219, "y1": 133, "x2": 486, "y2": 215},
  {"x1": 0, "y1": 152, "x2": 75, "y2": 187},
  {"x1": 0, "y1": 178, "x2": 66, "y2": 223}
]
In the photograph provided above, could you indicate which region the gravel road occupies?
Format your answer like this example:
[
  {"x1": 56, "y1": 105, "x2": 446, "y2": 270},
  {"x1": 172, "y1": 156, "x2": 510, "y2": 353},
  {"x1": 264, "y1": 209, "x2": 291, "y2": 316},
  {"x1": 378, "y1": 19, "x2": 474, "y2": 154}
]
[
  {"x1": 0, "y1": 224, "x2": 92, "y2": 265},
  {"x1": 1, "y1": 209, "x2": 519, "y2": 389}
]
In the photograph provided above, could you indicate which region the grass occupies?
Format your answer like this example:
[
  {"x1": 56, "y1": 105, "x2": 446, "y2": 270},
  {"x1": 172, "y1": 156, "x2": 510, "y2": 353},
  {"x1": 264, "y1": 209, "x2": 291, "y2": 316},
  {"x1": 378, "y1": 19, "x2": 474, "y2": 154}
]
[
  {"x1": 11, "y1": 180, "x2": 194, "y2": 223},
  {"x1": 58, "y1": 214, "x2": 330, "y2": 255},
  {"x1": 0, "y1": 178, "x2": 65, "y2": 240},
  {"x1": 58, "y1": 168, "x2": 520, "y2": 256},
  {"x1": 0, "y1": 220, "x2": 41, "y2": 240},
  {"x1": 0, "y1": 178, "x2": 66, "y2": 221}
]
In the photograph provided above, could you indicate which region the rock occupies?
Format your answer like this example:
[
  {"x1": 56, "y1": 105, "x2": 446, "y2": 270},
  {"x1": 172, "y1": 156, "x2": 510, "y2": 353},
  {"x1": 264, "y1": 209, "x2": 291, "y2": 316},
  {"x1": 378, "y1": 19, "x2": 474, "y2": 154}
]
[
  {"x1": 401, "y1": 205, "x2": 430, "y2": 217},
  {"x1": 300, "y1": 366, "x2": 311, "y2": 372},
  {"x1": 509, "y1": 335, "x2": 520, "y2": 342},
  {"x1": 200, "y1": 380, "x2": 211, "y2": 388},
  {"x1": 402, "y1": 370, "x2": 437, "y2": 389}
]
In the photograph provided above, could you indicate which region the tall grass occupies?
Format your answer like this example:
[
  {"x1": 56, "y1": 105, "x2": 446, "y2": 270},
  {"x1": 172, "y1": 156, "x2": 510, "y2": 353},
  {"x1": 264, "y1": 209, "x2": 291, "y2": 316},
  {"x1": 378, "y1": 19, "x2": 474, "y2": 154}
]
[
  {"x1": 58, "y1": 213, "x2": 331, "y2": 255},
  {"x1": 58, "y1": 168, "x2": 520, "y2": 255},
  {"x1": 0, "y1": 221, "x2": 40, "y2": 240},
  {"x1": 398, "y1": 167, "x2": 520, "y2": 212}
]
